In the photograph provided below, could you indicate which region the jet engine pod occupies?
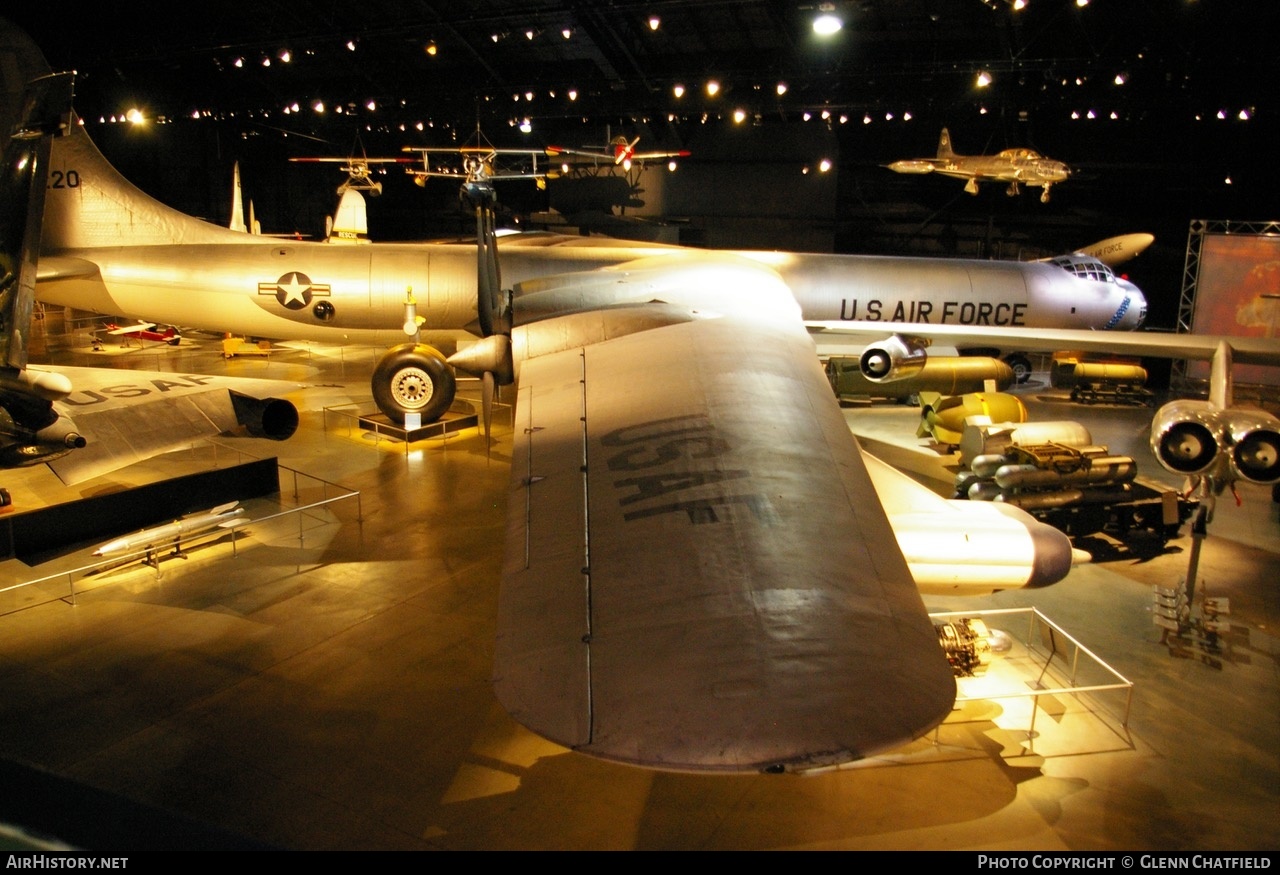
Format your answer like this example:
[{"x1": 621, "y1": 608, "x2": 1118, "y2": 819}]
[
  {"x1": 1225, "y1": 408, "x2": 1280, "y2": 484},
  {"x1": 229, "y1": 391, "x2": 300, "y2": 441},
  {"x1": 859, "y1": 335, "x2": 929, "y2": 382},
  {"x1": 1150, "y1": 399, "x2": 1222, "y2": 476}
]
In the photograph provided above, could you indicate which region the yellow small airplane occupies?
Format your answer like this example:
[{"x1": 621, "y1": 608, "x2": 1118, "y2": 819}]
[{"x1": 886, "y1": 128, "x2": 1071, "y2": 203}]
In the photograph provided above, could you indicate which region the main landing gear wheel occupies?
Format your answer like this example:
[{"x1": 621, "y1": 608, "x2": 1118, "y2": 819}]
[
  {"x1": 371, "y1": 343, "x2": 457, "y2": 424},
  {"x1": 1003, "y1": 353, "x2": 1033, "y2": 384}
]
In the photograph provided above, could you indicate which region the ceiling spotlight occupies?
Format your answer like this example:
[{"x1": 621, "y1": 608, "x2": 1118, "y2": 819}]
[
  {"x1": 976, "y1": 70, "x2": 992, "y2": 87},
  {"x1": 346, "y1": 40, "x2": 356, "y2": 52},
  {"x1": 125, "y1": 108, "x2": 145, "y2": 125},
  {"x1": 648, "y1": 16, "x2": 661, "y2": 31},
  {"x1": 1238, "y1": 108, "x2": 1251, "y2": 120},
  {"x1": 667, "y1": 159, "x2": 678, "y2": 171},
  {"x1": 673, "y1": 84, "x2": 685, "y2": 98},
  {"x1": 366, "y1": 100, "x2": 376, "y2": 111},
  {"x1": 233, "y1": 57, "x2": 244, "y2": 68},
  {"x1": 279, "y1": 50, "x2": 291, "y2": 63},
  {"x1": 261, "y1": 57, "x2": 271, "y2": 67},
  {"x1": 568, "y1": 89, "x2": 578, "y2": 101},
  {"x1": 819, "y1": 159, "x2": 832, "y2": 172},
  {"x1": 733, "y1": 108, "x2": 746, "y2": 123},
  {"x1": 813, "y1": 3, "x2": 842, "y2": 36},
  {"x1": 562, "y1": 27, "x2": 572, "y2": 39},
  {"x1": 425, "y1": 40, "x2": 438, "y2": 56},
  {"x1": 776, "y1": 82, "x2": 788, "y2": 96},
  {"x1": 1076, "y1": 0, "x2": 1089, "y2": 6},
  {"x1": 1012, "y1": 0, "x2": 1027, "y2": 9},
  {"x1": 705, "y1": 80, "x2": 720, "y2": 97},
  {"x1": 519, "y1": 118, "x2": 532, "y2": 133},
  {"x1": 312, "y1": 101, "x2": 325, "y2": 113},
  {"x1": 903, "y1": 111, "x2": 912, "y2": 121},
  {"x1": 525, "y1": 29, "x2": 535, "y2": 40},
  {"x1": 1114, "y1": 72, "x2": 1126, "y2": 85}
]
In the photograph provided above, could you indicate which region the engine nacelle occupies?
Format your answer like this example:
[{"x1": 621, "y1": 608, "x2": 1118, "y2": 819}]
[
  {"x1": 229, "y1": 391, "x2": 300, "y2": 441},
  {"x1": 1150, "y1": 400, "x2": 1280, "y2": 484},
  {"x1": 858, "y1": 335, "x2": 929, "y2": 382}
]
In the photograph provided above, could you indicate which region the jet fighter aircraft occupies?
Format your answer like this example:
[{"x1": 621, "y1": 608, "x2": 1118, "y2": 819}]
[{"x1": 886, "y1": 128, "x2": 1071, "y2": 203}]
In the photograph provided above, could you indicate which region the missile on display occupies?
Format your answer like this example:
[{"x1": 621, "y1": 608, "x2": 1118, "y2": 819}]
[{"x1": 92, "y1": 501, "x2": 248, "y2": 558}]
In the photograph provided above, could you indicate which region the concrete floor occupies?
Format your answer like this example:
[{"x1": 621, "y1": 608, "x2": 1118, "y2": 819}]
[{"x1": 1, "y1": 319, "x2": 1277, "y2": 851}]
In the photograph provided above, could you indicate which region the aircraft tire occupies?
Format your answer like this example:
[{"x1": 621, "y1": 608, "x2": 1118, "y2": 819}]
[
  {"x1": 1003, "y1": 353, "x2": 1033, "y2": 384},
  {"x1": 372, "y1": 343, "x2": 457, "y2": 424}
]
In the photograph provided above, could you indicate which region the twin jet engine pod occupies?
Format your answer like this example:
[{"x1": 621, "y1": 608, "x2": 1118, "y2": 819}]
[
  {"x1": 1150, "y1": 399, "x2": 1280, "y2": 484},
  {"x1": 859, "y1": 335, "x2": 929, "y2": 382}
]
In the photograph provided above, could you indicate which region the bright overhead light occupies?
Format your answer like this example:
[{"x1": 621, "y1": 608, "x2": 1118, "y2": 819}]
[
  {"x1": 976, "y1": 70, "x2": 992, "y2": 87},
  {"x1": 705, "y1": 80, "x2": 720, "y2": 97},
  {"x1": 673, "y1": 84, "x2": 685, "y2": 98},
  {"x1": 819, "y1": 159, "x2": 832, "y2": 172},
  {"x1": 776, "y1": 82, "x2": 788, "y2": 96},
  {"x1": 425, "y1": 41, "x2": 438, "y2": 56},
  {"x1": 648, "y1": 16, "x2": 661, "y2": 31},
  {"x1": 562, "y1": 28, "x2": 572, "y2": 39},
  {"x1": 733, "y1": 108, "x2": 746, "y2": 123},
  {"x1": 813, "y1": 3, "x2": 843, "y2": 36}
]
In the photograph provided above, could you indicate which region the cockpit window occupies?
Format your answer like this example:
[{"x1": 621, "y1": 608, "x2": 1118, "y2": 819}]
[{"x1": 1049, "y1": 256, "x2": 1115, "y2": 283}]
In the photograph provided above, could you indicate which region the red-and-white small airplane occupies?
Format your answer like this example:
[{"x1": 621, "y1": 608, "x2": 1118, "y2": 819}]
[
  {"x1": 546, "y1": 135, "x2": 690, "y2": 171},
  {"x1": 99, "y1": 321, "x2": 182, "y2": 346}
]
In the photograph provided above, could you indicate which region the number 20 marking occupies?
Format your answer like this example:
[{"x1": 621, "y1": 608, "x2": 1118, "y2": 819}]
[{"x1": 50, "y1": 169, "x2": 80, "y2": 188}]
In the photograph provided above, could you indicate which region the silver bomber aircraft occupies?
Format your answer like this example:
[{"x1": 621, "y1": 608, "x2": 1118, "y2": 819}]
[
  {"x1": 27, "y1": 114, "x2": 1145, "y2": 423},
  {"x1": 0, "y1": 19, "x2": 1156, "y2": 775},
  {"x1": 887, "y1": 127, "x2": 1072, "y2": 203}
]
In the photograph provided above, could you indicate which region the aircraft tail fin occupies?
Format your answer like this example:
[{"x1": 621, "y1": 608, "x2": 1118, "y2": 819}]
[
  {"x1": 43, "y1": 118, "x2": 254, "y2": 249},
  {"x1": 229, "y1": 162, "x2": 247, "y2": 233},
  {"x1": 937, "y1": 128, "x2": 954, "y2": 159},
  {"x1": 326, "y1": 189, "x2": 371, "y2": 243}
]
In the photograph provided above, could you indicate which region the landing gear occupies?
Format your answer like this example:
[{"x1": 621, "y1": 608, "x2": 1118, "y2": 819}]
[
  {"x1": 1003, "y1": 353, "x2": 1033, "y2": 384},
  {"x1": 371, "y1": 343, "x2": 457, "y2": 424}
]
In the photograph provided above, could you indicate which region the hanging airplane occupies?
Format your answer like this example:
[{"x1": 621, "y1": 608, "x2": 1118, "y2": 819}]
[
  {"x1": 886, "y1": 128, "x2": 1071, "y2": 203},
  {"x1": 546, "y1": 134, "x2": 691, "y2": 171},
  {"x1": 0, "y1": 71, "x2": 299, "y2": 490},
  {"x1": 288, "y1": 150, "x2": 415, "y2": 198}
]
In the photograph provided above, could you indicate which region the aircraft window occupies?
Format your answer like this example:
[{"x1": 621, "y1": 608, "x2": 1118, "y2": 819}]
[{"x1": 313, "y1": 300, "x2": 335, "y2": 322}]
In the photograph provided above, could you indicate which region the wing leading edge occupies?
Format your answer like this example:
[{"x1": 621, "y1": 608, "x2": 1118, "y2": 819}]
[{"x1": 496, "y1": 313, "x2": 955, "y2": 773}]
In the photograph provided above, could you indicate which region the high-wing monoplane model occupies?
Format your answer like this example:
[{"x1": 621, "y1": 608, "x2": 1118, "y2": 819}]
[
  {"x1": 289, "y1": 150, "x2": 416, "y2": 197},
  {"x1": 98, "y1": 320, "x2": 182, "y2": 346},
  {"x1": 546, "y1": 134, "x2": 690, "y2": 171},
  {"x1": 886, "y1": 128, "x2": 1071, "y2": 203}
]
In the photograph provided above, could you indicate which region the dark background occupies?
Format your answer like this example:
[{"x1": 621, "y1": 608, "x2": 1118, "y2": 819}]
[{"x1": 4, "y1": 2, "x2": 1276, "y2": 332}]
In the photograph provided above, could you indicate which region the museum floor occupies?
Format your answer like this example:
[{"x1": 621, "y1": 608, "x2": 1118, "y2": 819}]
[{"x1": 1, "y1": 320, "x2": 1277, "y2": 851}]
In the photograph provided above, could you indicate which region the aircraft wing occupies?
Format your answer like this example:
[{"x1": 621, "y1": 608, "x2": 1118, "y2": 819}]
[
  {"x1": 495, "y1": 312, "x2": 956, "y2": 773},
  {"x1": 105, "y1": 322, "x2": 156, "y2": 336},
  {"x1": 806, "y1": 321, "x2": 1280, "y2": 367},
  {"x1": 35, "y1": 365, "x2": 301, "y2": 485}
]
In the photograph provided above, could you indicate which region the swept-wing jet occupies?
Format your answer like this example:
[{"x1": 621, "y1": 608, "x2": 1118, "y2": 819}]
[
  {"x1": 546, "y1": 134, "x2": 690, "y2": 172},
  {"x1": 0, "y1": 71, "x2": 298, "y2": 489},
  {"x1": 886, "y1": 128, "x2": 1071, "y2": 203}
]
